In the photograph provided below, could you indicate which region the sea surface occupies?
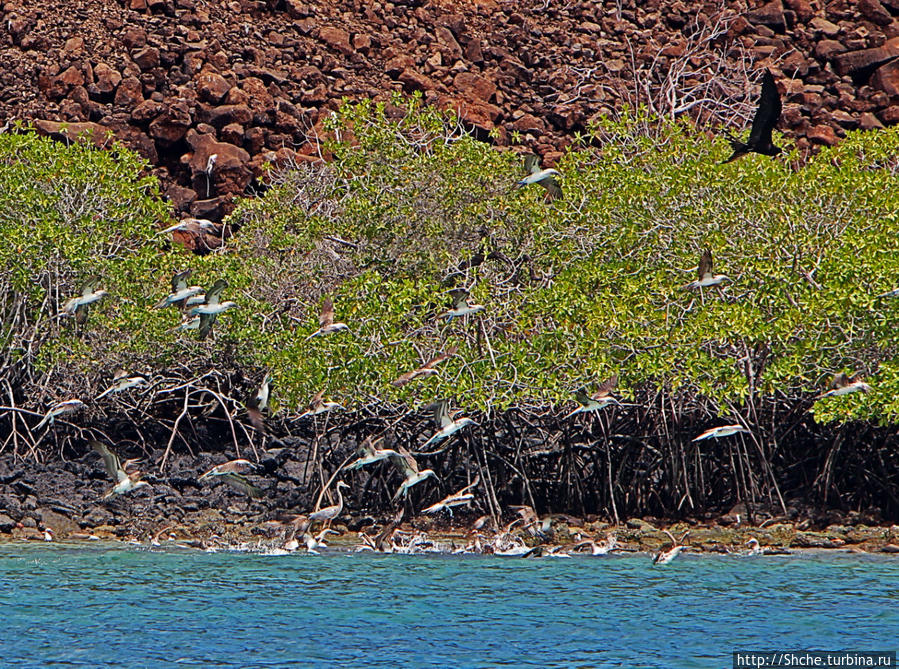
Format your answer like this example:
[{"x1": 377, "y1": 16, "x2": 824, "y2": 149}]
[{"x1": 1, "y1": 543, "x2": 896, "y2": 668}]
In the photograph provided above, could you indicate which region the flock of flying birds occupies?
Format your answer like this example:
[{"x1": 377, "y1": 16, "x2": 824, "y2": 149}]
[{"x1": 25, "y1": 70, "x2": 874, "y2": 561}]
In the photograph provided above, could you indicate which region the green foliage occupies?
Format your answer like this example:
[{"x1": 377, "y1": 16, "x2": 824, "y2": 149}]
[{"x1": 5, "y1": 105, "x2": 899, "y2": 424}]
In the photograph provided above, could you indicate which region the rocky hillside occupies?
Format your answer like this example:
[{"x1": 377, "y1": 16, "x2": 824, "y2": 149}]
[{"x1": 3, "y1": 0, "x2": 899, "y2": 220}]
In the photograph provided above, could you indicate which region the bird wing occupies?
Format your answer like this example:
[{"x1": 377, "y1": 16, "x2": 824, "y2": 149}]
[
  {"x1": 424, "y1": 345, "x2": 458, "y2": 370},
  {"x1": 221, "y1": 473, "x2": 263, "y2": 498},
  {"x1": 390, "y1": 445, "x2": 419, "y2": 476},
  {"x1": 748, "y1": 69, "x2": 781, "y2": 147},
  {"x1": 540, "y1": 174, "x2": 563, "y2": 200},
  {"x1": 391, "y1": 370, "x2": 417, "y2": 387},
  {"x1": 574, "y1": 389, "x2": 592, "y2": 407},
  {"x1": 523, "y1": 154, "x2": 540, "y2": 175},
  {"x1": 357, "y1": 436, "x2": 379, "y2": 457},
  {"x1": 697, "y1": 249, "x2": 713, "y2": 280},
  {"x1": 432, "y1": 399, "x2": 452, "y2": 428},
  {"x1": 171, "y1": 268, "x2": 192, "y2": 293},
  {"x1": 448, "y1": 288, "x2": 469, "y2": 310},
  {"x1": 308, "y1": 390, "x2": 324, "y2": 411},
  {"x1": 320, "y1": 298, "x2": 335, "y2": 327},
  {"x1": 75, "y1": 303, "x2": 90, "y2": 325},
  {"x1": 91, "y1": 441, "x2": 128, "y2": 484},
  {"x1": 112, "y1": 368, "x2": 128, "y2": 382},
  {"x1": 830, "y1": 372, "x2": 850, "y2": 390},
  {"x1": 80, "y1": 275, "x2": 101, "y2": 297},
  {"x1": 198, "y1": 312, "x2": 217, "y2": 339},
  {"x1": 594, "y1": 374, "x2": 618, "y2": 399},
  {"x1": 205, "y1": 279, "x2": 228, "y2": 306}
]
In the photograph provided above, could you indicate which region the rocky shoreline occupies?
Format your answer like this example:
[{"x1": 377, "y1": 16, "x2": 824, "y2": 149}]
[
  {"x1": 7, "y1": 0, "x2": 899, "y2": 221},
  {"x1": 3, "y1": 446, "x2": 898, "y2": 556}
]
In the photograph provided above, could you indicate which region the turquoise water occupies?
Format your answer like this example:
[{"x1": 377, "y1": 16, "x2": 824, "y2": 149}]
[{"x1": 1, "y1": 544, "x2": 896, "y2": 668}]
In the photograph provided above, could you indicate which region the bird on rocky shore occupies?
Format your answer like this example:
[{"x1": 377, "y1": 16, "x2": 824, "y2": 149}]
[
  {"x1": 299, "y1": 390, "x2": 343, "y2": 418},
  {"x1": 653, "y1": 529, "x2": 689, "y2": 565},
  {"x1": 693, "y1": 424, "x2": 751, "y2": 441},
  {"x1": 34, "y1": 398, "x2": 86, "y2": 430},
  {"x1": 59, "y1": 275, "x2": 108, "y2": 325},
  {"x1": 818, "y1": 372, "x2": 871, "y2": 398},
  {"x1": 199, "y1": 458, "x2": 263, "y2": 498},
  {"x1": 345, "y1": 436, "x2": 400, "y2": 471},
  {"x1": 391, "y1": 346, "x2": 458, "y2": 387},
  {"x1": 246, "y1": 373, "x2": 273, "y2": 432},
  {"x1": 420, "y1": 399, "x2": 477, "y2": 450},
  {"x1": 307, "y1": 297, "x2": 349, "y2": 338},
  {"x1": 154, "y1": 268, "x2": 204, "y2": 310},
  {"x1": 517, "y1": 153, "x2": 563, "y2": 199},
  {"x1": 189, "y1": 279, "x2": 238, "y2": 339},
  {"x1": 567, "y1": 375, "x2": 619, "y2": 418},
  {"x1": 91, "y1": 440, "x2": 150, "y2": 499},
  {"x1": 572, "y1": 533, "x2": 619, "y2": 555},
  {"x1": 96, "y1": 369, "x2": 148, "y2": 400},
  {"x1": 390, "y1": 445, "x2": 438, "y2": 500},
  {"x1": 723, "y1": 69, "x2": 782, "y2": 163},
  {"x1": 308, "y1": 480, "x2": 350, "y2": 529},
  {"x1": 684, "y1": 249, "x2": 729, "y2": 290},
  {"x1": 440, "y1": 288, "x2": 484, "y2": 321},
  {"x1": 421, "y1": 474, "x2": 479, "y2": 516}
]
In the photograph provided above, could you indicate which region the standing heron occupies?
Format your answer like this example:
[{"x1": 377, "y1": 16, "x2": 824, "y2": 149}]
[{"x1": 308, "y1": 480, "x2": 351, "y2": 529}]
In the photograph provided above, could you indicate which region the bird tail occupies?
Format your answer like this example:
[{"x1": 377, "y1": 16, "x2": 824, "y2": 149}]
[{"x1": 721, "y1": 136, "x2": 748, "y2": 164}]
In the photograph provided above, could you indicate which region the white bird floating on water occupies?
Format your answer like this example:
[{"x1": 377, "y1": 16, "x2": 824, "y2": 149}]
[
  {"x1": 307, "y1": 297, "x2": 349, "y2": 338},
  {"x1": 34, "y1": 398, "x2": 86, "y2": 431},
  {"x1": 653, "y1": 530, "x2": 689, "y2": 565},
  {"x1": 59, "y1": 275, "x2": 108, "y2": 325},
  {"x1": 517, "y1": 153, "x2": 562, "y2": 200},
  {"x1": 96, "y1": 369, "x2": 148, "y2": 400},
  {"x1": 154, "y1": 268, "x2": 204, "y2": 310},
  {"x1": 693, "y1": 424, "x2": 751, "y2": 441},
  {"x1": 91, "y1": 440, "x2": 150, "y2": 499},
  {"x1": 567, "y1": 375, "x2": 619, "y2": 418},
  {"x1": 420, "y1": 399, "x2": 477, "y2": 451},
  {"x1": 684, "y1": 249, "x2": 729, "y2": 290},
  {"x1": 440, "y1": 288, "x2": 484, "y2": 321},
  {"x1": 390, "y1": 445, "x2": 437, "y2": 500},
  {"x1": 818, "y1": 372, "x2": 871, "y2": 398}
]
